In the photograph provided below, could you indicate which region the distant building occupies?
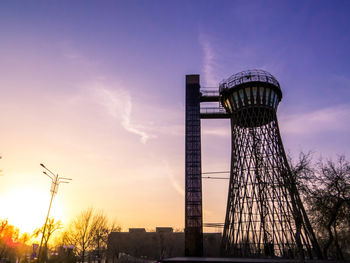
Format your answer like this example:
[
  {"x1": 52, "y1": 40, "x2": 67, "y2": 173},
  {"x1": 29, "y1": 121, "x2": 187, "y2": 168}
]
[{"x1": 107, "y1": 227, "x2": 221, "y2": 261}]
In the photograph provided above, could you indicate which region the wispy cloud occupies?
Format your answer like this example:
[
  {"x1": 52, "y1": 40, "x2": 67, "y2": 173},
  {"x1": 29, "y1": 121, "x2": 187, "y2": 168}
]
[
  {"x1": 161, "y1": 160, "x2": 184, "y2": 197},
  {"x1": 279, "y1": 104, "x2": 350, "y2": 135},
  {"x1": 59, "y1": 43, "x2": 154, "y2": 144},
  {"x1": 202, "y1": 127, "x2": 230, "y2": 138},
  {"x1": 199, "y1": 34, "x2": 219, "y2": 87},
  {"x1": 91, "y1": 81, "x2": 152, "y2": 144},
  {"x1": 162, "y1": 160, "x2": 215, "y2": 217}
]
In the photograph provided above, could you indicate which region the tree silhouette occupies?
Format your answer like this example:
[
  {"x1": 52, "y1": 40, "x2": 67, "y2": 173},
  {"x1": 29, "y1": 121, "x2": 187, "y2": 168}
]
[
  {"x1": 291, "y1": 154, "x2": 350, "y2": 259},
  {"x1": 309, "y1": 156, "x2": 350, "y2": 259},
  {"x1": 63, "y1": 208, "x2": 120, "y2": 262},
  {"x1": 33, "y1": 218, "x2": 62, "y2": 262},
  {"x1": 0, "y1": 220, "x2": 30, "y2": 262}
]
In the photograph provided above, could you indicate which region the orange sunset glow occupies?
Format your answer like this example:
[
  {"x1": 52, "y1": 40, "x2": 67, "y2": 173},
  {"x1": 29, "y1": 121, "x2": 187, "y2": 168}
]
[
  {"x1": 1, "y1": 1, "x2": 350, "y2": 254},
  {"x1": 0, "y1": 185, "x2": 65, "y2": 233}
]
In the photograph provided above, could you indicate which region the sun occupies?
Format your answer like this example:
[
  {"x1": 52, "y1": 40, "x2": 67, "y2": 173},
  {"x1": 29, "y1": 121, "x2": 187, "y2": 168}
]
[{"x1": 0, "y1": 184, "x2": 65, "y2": 234}]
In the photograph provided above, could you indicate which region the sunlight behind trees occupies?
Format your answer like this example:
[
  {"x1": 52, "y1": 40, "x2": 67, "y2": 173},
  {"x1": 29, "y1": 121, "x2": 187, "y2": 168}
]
[
  {"x1": 33, "y1": 218, "x2": 62, "y2": 262},
  {"x1": 61, "y1": 208, "x2": 120, "y2": 262},
  {"x1": 0, "y1": 154, "x2": 349, "y2": 262},
  {"x1": 0, "y1": 208, "x2": 120, "y2": 262},
  {"x1": 0, "y1": 220, "x2": 30, "y2": 262},
  {"x1": 0, "y1": 185, "x2": 65, "y2": 234}
]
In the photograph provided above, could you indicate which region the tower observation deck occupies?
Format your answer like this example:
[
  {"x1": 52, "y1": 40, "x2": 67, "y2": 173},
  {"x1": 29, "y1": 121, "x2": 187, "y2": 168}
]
[{"x1": 184, "y1": 70, "x2": 322, "y2": 260}]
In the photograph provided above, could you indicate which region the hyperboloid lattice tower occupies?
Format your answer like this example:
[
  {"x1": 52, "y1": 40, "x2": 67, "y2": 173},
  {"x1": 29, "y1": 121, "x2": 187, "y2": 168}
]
[{"x1": 220, "y1": 70, "x2": 322, "y2": 259}]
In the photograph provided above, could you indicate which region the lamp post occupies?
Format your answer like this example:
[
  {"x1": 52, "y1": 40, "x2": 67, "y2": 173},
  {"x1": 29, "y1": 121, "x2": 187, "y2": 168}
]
[{"x1": 37, "y1": 163, "x2": 71, "y2": 263}]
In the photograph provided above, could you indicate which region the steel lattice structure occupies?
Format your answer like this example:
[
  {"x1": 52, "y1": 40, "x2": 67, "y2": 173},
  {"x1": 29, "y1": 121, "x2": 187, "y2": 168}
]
[
  {"x1": 219, "y1": 70, "x2": 322, "y2": 259},
  {"x1": 185, "y1": 75, "x2": 203, "y2": 256}
]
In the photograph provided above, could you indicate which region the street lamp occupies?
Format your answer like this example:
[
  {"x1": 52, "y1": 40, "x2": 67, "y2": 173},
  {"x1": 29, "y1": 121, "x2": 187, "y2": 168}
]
[{"x1": 37, "y1": 163, "x2": 72, "y2": 262}]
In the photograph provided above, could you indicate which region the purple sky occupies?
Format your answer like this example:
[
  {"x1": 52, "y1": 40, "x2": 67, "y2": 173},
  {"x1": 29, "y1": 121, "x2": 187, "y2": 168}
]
[{"x1": 0, "y1": 1, "x2": 350, "y2": 233}]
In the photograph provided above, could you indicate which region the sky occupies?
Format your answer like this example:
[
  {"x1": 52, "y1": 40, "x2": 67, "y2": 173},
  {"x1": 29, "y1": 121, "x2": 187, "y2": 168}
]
[{"x1": 0, "y1": 0, "x2": 350, "y2": 234}]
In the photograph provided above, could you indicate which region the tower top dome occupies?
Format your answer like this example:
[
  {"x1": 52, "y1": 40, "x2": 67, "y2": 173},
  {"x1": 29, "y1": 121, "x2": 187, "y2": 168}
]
[
  {"x1": 220, "y1": 69, "x2": 281, "y2": 95},
  {"x1": 219, "y1": 69, "x2": 282, "y2": 127}
]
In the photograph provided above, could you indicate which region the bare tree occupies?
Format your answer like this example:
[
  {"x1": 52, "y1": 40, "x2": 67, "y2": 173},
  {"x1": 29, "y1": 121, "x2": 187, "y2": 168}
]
[
  {"x1": 33, "y1": 218, "x2": 62, "y2": 247},
  {"x1": 33, "y1": 218, "x2": 62, "y2": 261},
  {"x1": 289, "y1": 152, "x2": 315, "y2": 195},
  {"x1": 308, "y1": 155, "x2": 350, "y2": 259},
  {"x1": 288, "y1": 152, "x2": 323, "y2": 260},
  {"x1": 0, "y1": 220, "x2": 30, "y2": 262},
  {"x1": 0, "y1": 220, "x2": 19, "y2": 260},
  {"x1": 290, "y1": 153, "x2": 350, "y2": 259},
  {"x1": 91, "y1": 211, "x2": 121, "y2": 263},
  {"x1": 63, "y1": 208, "x2": 95, "y2": 262},
  {"x1": 63, "y1": 208, "x2": 120, "y2": 262}
]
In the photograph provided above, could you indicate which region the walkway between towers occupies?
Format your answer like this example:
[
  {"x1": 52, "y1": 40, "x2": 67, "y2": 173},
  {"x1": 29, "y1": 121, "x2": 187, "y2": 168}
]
[{"x1": 200, "y1": 89, "x2": 230, "y2": 119}]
